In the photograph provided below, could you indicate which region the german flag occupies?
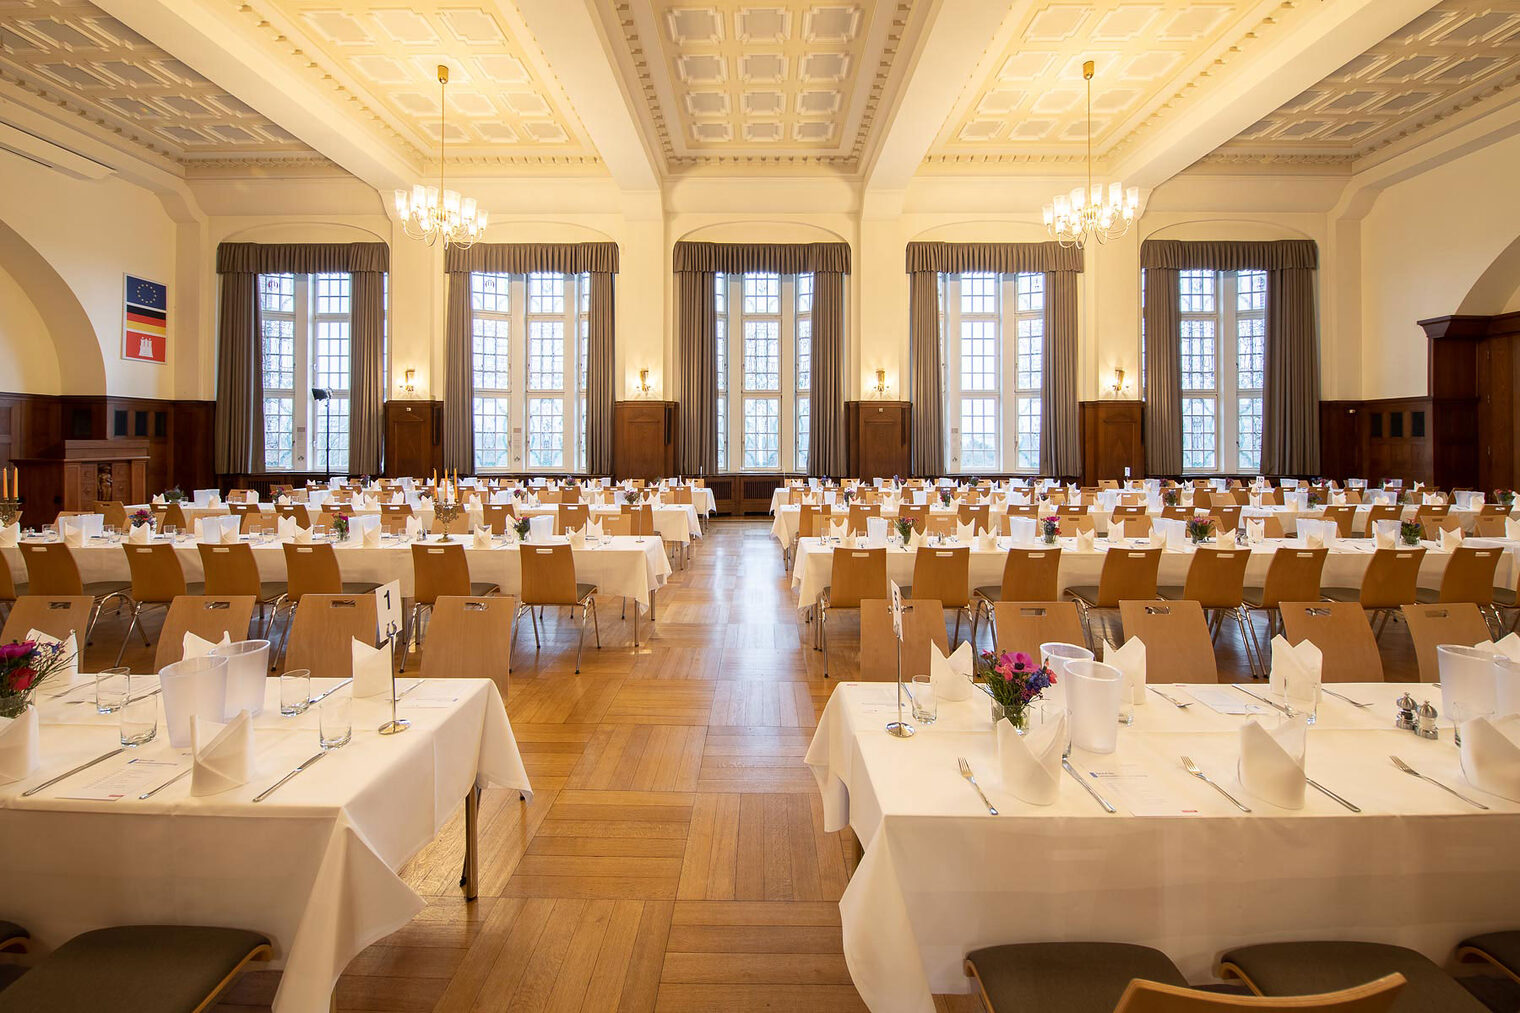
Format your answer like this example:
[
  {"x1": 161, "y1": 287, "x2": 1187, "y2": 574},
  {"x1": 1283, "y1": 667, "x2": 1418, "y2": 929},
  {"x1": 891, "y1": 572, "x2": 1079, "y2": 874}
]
[{"x1": 124, "y1": 275, "x2": 167, "y2": 363}]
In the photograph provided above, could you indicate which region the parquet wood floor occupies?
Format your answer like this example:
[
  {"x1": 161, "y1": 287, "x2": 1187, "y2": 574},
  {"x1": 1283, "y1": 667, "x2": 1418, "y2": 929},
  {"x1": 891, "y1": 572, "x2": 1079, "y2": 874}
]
[{"x1": 77, "y1": 518, "x2": 1421, "y2": 1012}]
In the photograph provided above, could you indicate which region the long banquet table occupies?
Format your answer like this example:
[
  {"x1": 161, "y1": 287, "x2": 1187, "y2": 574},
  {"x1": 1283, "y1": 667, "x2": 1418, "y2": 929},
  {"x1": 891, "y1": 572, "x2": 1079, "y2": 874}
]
[
  {"x1": 807, "y1": 679, "x2": 1520, "y2": 1013},
  {"x1": 2, "y1": 674, "x2": 529, "y2": 1012}
]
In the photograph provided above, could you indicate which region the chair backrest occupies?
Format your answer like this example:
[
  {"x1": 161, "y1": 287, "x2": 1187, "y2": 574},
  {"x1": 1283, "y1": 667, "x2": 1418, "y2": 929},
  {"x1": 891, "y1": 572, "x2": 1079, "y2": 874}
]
[
  {"x1": 420, "y1": 595, "x2": 516, "y2": 694},
  {"x1": 122, "y1": 543, "x2": 189, "y2": 603},
  {"x1": 558, "y1": 504, "x2": 589, "y2": 534},
  {"x1": 1111, "y1": 973, "x2": 1405, "y2": 1013},
  {"x1": 1434, "y1": 544, "x2": 1501, "y2": 604},
  {"x1": 160, "y1": 503, "x2": 189, "y2": 531},
  {"x1": 1056, "y1": 513, "x2": 1095, "y2": 536},
  {"x1": 1095, "y1": 548, "x2": 1162, "y2": 607},
  {"x1": 998, "y1": 547, "x2": 1062, "y2": 602},
  {"x1": 909, "y1": 546, "x2": 970, "y2": 608},
  {"x1": 1181, "y1": 548, "x2": 1251, "y2": 608},
  {"x1": 520, "y1": 543, "x2": 580, "y2": 606},
  {"x1": 0, "y1": 553, "x2": 17, "y2": 601},
  {"x1": 153, "y1": 595, "x2": 258, "y2": 669},
  {"x1": 957, "y1": 503, "x2": 990, "y2": 533},
  {"x1": 197, "y1": 542, "x2": 265, "y2": 597},
  {"x1": 1365, "y1": 505, "x2": 1400, "y2": 530},
  {"x1": 18, "y1": 543, "x2": 85, "y2": 595},
  {"x1": 828, "y1": 547, "x2": 886, "y2": 609},
  {"x1": 282, "y1": 542, "x2": 343, "y2": 602},
  {"x1": 1113, "y1": 504, "x2": 1147, "y2": 517},
  {"x1": 1122, "y1": 516, "x2": 1154, "y2": 538},
  {"x1": 993, "y1": 601, "x2": 1085, "y2": 659},
  {"x1": 1420, "y1": 515, "x2": 1463, "y2": 539},
  {"x1": 623, "y1": 504, "x2": 655, "y2": 536},
  {"x1": 1279, "y1": 602, "x2": 1384, "y2": 681},
  {"x1": 94, "y1": 501, "x2": 129, "y2": 531},
  {"x1": 859, "y1": 598, "x2": 949, "y2": 679},
  {"x1": 1211, "y1": 505, "x2": 1243, "y2": 533},
  {"x1": 1358, "y1": 547, "x2": 1426, "y2": 608},
  {"x1": 1401, "y1": 602, "x2": 1493, "y2": 682},
  {"x1": 1117, "y1": 600, "x2": 1219, "y2": 683},
  {"x1": 1415, "y1": 503, "x2": 1450, "y2": 520},
  {"x1": 411, "y1": 542, "x2": 475, "y2": 605},
  {"x1": 283, "y1": 593, "x2": 378, "y2": 677},
  {"x1": 1322, "y1": 505, "x2": 1357, "y2": 538},
  {"x1": 481, "y1": 504, "x2": 511, "y2": 535},
  {"x1": 1474, "y1": 515, "x2": 1508, "y2": 537},
  {"x1": 1005, "y1": 503, "x2": 1040, "y2": 519},
  {"x1": 560, "y1": 485, "x2": 582, "y2": 503},
  {"x1": 1479, "y1": 502, "x2": 1509, "y2": 516},
  {"x1": 797, "y1": 505, "x2": 826, "y2": 539},
  {"x1": 602, "y1": 513, "x2": 633, "y2": 536},
  {"x1": 1258, "y1": 547, "x2": 1328, "y2": 607},
  {"x1": 1160, "y1": 506, "x2": 1191, "y2": 522},
  {"x1": 274, "y1": 504, "x2": 312, "y2": 528},
  {"x1": 848, "y1": 503, "x2": 881, "y2": 535},
  {"x1": 0, "y1": 595, "x2": 92, "y2": 644}
]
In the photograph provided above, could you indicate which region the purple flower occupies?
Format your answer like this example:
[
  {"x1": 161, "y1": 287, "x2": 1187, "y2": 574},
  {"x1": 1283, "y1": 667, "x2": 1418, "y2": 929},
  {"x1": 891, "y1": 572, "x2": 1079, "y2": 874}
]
[{"x1": 0, "y1": 641, "x2": 35, "y2": 661}]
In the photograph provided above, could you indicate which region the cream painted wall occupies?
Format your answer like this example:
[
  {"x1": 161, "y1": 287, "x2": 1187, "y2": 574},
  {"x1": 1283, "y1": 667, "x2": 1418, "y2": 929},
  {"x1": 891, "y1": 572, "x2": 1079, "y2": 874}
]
[
  {"x1": 0, "y1": 152, "x2": 178, "y2": 398},
  {"x1": 0, "y1": 262, "x2": 62, "y2": 394}
]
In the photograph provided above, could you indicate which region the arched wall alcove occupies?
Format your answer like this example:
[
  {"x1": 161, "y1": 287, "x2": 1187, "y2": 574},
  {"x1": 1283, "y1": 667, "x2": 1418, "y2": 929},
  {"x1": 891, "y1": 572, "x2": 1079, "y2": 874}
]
[
  {"x1": 1458, "y1": 232, "x2": 1520, "y2": 316},
  {"x1": 0, "y1": 217, "x2": 105, "y2": 395}
]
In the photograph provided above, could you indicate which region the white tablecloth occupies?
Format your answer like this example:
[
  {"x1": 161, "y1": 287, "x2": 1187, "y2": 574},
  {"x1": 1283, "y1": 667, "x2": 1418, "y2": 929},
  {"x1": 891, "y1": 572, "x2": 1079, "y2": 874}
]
[
  {"x1": 807, "y1": 680, "x2": 1520, "y2": 1013},
  {"x1": 4, "y1": 533, "x2": 672, "y2": 609},
  {"x1": 789, "y1": 534, "x2": 1518, "y2": 609},
  {"x1": 2, "y1": 675, "x2": 529, "y2": 1012}
]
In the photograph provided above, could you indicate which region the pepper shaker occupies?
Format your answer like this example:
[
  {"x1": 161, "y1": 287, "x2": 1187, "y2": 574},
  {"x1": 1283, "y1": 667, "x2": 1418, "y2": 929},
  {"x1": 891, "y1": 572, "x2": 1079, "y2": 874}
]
[
  {"x1": 1417, "y1": 699, "x2": 1440, "y2": 740},
  {"x1": 1395, "y1": 692, "x2": 1418, "y2": 731}
]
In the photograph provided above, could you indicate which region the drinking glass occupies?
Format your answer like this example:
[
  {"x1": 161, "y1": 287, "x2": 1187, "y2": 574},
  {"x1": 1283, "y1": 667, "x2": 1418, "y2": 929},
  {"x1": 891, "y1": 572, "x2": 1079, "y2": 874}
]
[
  {"x1": 281, "y1": 668, "x2": 312, "y2": 716},
  {"x1": 319, "y1": 690, "x2": 352, "y2": 749},
  {"x1": 1451, "y1": 700, "x2": 1494, "y2": 748},
  {"x1": 313, "y1": 524, "x2": 328, "y2": 542},
  {"x1": 95, "y1": 666, "x2": 131, "y2": 714},
  {"x1": 1280, "y1": 678, "x2": 1319, "y2": 725},
  {"x1": 119, "y1": 675, "x2": 158, "y2": 746},
  {"x1": 163, "y1": 524, "x2": 179, "y2": 542},
  {"x1": 910, "y1": 675, "x2": 937, "y2": 724}
]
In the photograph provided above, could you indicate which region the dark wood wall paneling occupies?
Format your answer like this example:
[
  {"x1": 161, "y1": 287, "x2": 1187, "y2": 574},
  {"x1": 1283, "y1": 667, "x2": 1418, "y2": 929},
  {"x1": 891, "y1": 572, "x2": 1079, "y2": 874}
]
[
  {"x1": 1079, "y1": 400, "x2": 1144, "y2": 484},
  {"x1": 845, "y1": 401, "x2": 911, "y2": 481}
]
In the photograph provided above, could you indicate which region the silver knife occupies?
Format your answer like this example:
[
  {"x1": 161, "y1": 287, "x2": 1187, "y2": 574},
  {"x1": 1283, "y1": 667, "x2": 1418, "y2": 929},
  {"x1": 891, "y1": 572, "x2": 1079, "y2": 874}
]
[
  {"x1": 1062, "y1": 758, "x2": 1117, "y2": 813},
  {"x1": 307, "y1": 679, "x2": 353, "y2": 708},
  {"x1": 1236, "y1": 685, "x2": 1294, "y2": 717},
  {"x1": 1306, "y1": 777, "x2": 1360, "y2": 813},
  {"x1": 21, "y1": 747, "x2": 127, "y2": 797},
  {"x1": 139, "y1": 768, "x2": 191, "y2": 800},
  {"x1": 253, "y1": 750, "x2": 328, "y2": 803}
]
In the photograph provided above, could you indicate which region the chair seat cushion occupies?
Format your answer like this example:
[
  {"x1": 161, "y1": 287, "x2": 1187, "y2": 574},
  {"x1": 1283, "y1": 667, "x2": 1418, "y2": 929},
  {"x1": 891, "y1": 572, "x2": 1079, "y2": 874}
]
[
  {"x1": 576, "y1": 582, "x2": 598, "y2": 603},
  {"x1": 1320, "y1": 587, "x2": 1362, "y2": 603},
  {"x1": 1240, "y1": 590, "x2": 1270, "y2": 608},
  {"x1": 1156, "y1": 585, "x2": 1184, "y2": 600},
  {"x1": 0, "y1": 925, "x2": 269, "y2": 1013},
  {"x1": 1493, "y1": 589, "x2": 1517, "y2": 607},
  {"x1": 340, "y1": 581, "x2": 382, "y2": 595},
  {"x1": 257, "y1": 582, "x2": 287, "y2": 604},
  {"x1": 1066, "y1": 586, "x2": 1102, "y2": 607},
  {"x1": 82, "y1": 581, "x2": 131, "y2": 600},
  {"x1": 1221, "y1": 940, "x2": 1486, "y2": 1013},
  {"x1": 469, "y1": 582, "x2": 500, "y2": 597},
  {"x1": 966, "y1": 941, "x2": 1187, "y2": 1013},
  {"x1": 1460, "y1": 930, "x2": 1520, "y2": 977}
]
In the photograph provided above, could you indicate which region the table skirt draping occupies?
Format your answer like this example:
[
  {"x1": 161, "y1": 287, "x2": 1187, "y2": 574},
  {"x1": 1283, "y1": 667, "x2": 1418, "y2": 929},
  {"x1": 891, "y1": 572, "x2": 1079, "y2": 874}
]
[
  {"x1": 808, "y1": 681, "x2": 1520, "y2": 1013},
  {"x1": 2, "y1": 677, "x2": 529, "y2": 1012}
]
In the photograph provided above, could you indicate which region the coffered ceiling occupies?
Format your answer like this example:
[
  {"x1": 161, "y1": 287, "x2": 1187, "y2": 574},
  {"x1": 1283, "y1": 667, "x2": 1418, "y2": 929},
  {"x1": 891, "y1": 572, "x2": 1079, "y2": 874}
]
[
  {"x1": 0, "y1": 0, "x2": 314, "y2": 162},
  {"x1": 1216, "y1": 0, "x2": 1520, "y2": 165}
]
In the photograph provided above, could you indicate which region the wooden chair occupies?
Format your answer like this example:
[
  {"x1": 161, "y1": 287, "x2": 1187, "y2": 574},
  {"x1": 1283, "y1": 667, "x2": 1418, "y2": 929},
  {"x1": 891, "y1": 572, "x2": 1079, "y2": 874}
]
[
  {"x1": 159, "y1": 502, "x2": 190, "y2": 532},
  {"x1": 274, "y1": 543, "x2": 381, "y2": 667},
  {"x1": 1117, "y1": 600, "x2": 1219, "y2": 683},
  {"x1": 904, "y1": 545, "x2": 972, "y2": 645},
  {"x1": 1322, "y1": 547, "x2": 1426, "y2": 640},
  {"x1": 17, "y1": 542, "x2": 133, "y2": 644},
  {"x1": 818, "y1": 546, "x2": 887, "y2": 678},
  {"x1": 153, "y1": 595, "x2": 258, "y2": 670},
  {"x1": 481, "y1": 504, "x2": 513, "y2": 535},
  {"x1": 380, "y1": 502, "x2": 414, "y2": 534},
  {"x1": 1322, "y1": 505, "x2": 1357, "y2": 538},
  {"x1": 992, "y1": 602, "x2": 1085, "y2": 661},
  {"x1": 0, "y1": 595, "x2": 92, "y2": 644},
  {"x1": 1158, "y1": 547, "x2": 1254, "y2": 672},
  {"x1": 1474, "y1": 514, "x2": 1508, "y2": 537},
  {"x1": 1055, "y1": 513, "x2": 1095, "y2": 536},
  {"x1": 1211, "y1": 505, "x2": 1243, "y2": 533},
  {"x1": 958, "y1": 503, "x2": 991, "y2": 534},
  {"x1": 1278, "y1": 602, "x2": 1384, "y2": 681},
  {"x1": 511, "y1": 543, "x2": 599, "y2": 673},
  {"x1": 273, "y1": 503, "x2": 312, "y2": 528},
  {"x1": 0, "y1": 552, "x2": 26, "y2": 624},
  {"x1": 897, "y1": 504, "x2": 928, "y2": 534},
  {"x1": 1220, "y1": 940, "x2": 1476, "y2": 1013},
  {"x1": 1401, "y1": 603, "x2": 1493, "y2": 682},
  {"x1": 1160, "y1": 505, "x2": 1191, "y2": 522},
  {"x1": 1121, "y1": 515, "x2": 1155, "y2": 538},
  {"x1": 847, "y1": 502, "x2": 882, "y2": 535},
  {"x1": 1420, "y1": 515, "x2": 1463, "y2": 539},
  {"x1": 117, "y1": 543, "x2": 203, "y2": 666},
  {"x1": 560, "y1": 485, "x2": 582, "y2": 504},
  {"x1": 602, "y1": 513, "x2": 633, "y2": 536},
  {"x1": 1110, "y1": 977, "x2": 1405, "y2": 1012},
  {"x1": 557, "y1": 503, "x2": 589, "y2": 534},
  {"x1": 433, "y1": 509, "x2": 472, "y2": 536},
  {"x1": 94, "y1": 500, "x2": 129, "y2": 531},
  {"x1": 1414, "y1": 543, "x2": 1501, "y2": 620},
  {"x1": 859, "y1": 598, "x2": 949, "y2": 680},
  {"x1": 1364, "y1": 504, "x2": 1401, "y2": 533},
  {"x1": 419, "y1": 595, "x2": 516, "y2": 697},
  {"x1": 1241, "y1": 547, "x2": 1327, "y2": 669},
  {"x1": 405, "y1": 543, "x2": 500, "y2": 667},
  {"x1": 1066, "y1": 547, "x2": 1162, "y2": 649},
  {"x1": 971, "y1": 548, "x2": 1062, "y2": 645},
  {"x1": 797, "y1": 505, "x2": 826, "y2": 540},
  {"x1": 623, "y1": 504, "x2": 656, "y2": 537},
  {"x1": 197, "y1": 542, "x2": 286, "y2": 636},
  {"x1": 283, "y1": 593, "x2": 378, "y2": 678}
]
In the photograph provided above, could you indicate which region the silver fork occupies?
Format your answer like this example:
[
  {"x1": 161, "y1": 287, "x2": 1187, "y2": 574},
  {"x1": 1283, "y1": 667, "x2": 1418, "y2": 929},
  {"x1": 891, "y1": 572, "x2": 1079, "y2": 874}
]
[
  {"x1": 1322, "y1": 687, "x2": 1372, "y2": 709},
  {"x1": 1390, "y1": 755, "x2": 1489, "y2": 810},
  {"x1": 1181, "y1": 755, "x2": 1252, "y2": 813},
  {"x1": 957, "y1": 757, "x2": 998, "y2": 815}
]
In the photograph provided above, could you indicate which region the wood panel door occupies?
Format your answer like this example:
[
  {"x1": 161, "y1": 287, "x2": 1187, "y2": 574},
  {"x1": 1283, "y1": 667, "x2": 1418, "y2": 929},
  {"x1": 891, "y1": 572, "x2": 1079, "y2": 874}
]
[
  {"x1": 847, "y1": 401, "x2": 910, "y2": 480},
  {"x1": 614, "y1": 401, "x2": 678, "y2": 480},
  {"x1": 1080, "y1": 401, "x2": 1144, "y2": 483},
  {"x1": 385, "y1": 401, "x2": 437, "y2": 478}
]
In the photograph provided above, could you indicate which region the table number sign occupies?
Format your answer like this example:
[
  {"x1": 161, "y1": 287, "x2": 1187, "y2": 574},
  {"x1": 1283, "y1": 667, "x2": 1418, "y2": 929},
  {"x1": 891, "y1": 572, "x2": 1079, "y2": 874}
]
[
  {"x1": 122, "y1": 274, "x2": 168, "y2": 364},
  {"x1": 886, "y1": 580, "x2": 913, "y2": 739},
  {"x1": 374, "y1": 580, "x2": 402, "y2": 645}
]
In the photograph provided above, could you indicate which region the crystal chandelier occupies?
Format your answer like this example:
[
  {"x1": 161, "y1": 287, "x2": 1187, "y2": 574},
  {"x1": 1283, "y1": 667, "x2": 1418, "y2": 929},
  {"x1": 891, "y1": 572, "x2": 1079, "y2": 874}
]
[
  {"x1": 394, "y1": 65, "x2": 487, "y2": 249},
  {"x1": 1043, "y1": 60, "x2": 1139, "y2": 250}
]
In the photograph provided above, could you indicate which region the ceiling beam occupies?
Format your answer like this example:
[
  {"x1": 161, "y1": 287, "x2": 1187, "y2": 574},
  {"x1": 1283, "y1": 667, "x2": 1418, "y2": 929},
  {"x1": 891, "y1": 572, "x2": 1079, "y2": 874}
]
[
  {"x1": 90, "y1": 0, "x2": 419, "y2": 193},
  {"x1": 1109, "y1": 0, "x2": 1442, "y2": 189}
]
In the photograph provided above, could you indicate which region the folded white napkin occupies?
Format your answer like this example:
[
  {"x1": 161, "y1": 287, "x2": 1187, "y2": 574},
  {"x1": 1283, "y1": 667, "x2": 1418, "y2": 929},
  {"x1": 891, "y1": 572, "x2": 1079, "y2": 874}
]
[
  {"x1": 1075, "y1": 528, "x2": 1096, "y2": 552},
  {"x1": 1298, "y1": 519, "x2": 1335, "y2": 548},
  {"x1": 221, "y1": 522, "x2": 240, "y2": 545},
  {"x1": 275, "y1": 494, "x2": 291, "y2": 506},
  {"x1": 976, "y1": 530, "x2": 998, "y2": 552},
  {"x1": 1238, "y1": 715, "x2": 1308, "y2": 809},
  {"x1": 828, "y1": 519, "x2": 849, "y2": 541},
  {"x1": 405, "y1": 515, "x2": 423, "y2": 540},
  {"x1": 0, "y1": 706, "x2": 40, "y2": 783},
  {"x1": 996, "y1": 709, "x2": 1067, "y2": 806},
  {"x1": 905, "y1": 527, "x2": 922, "y2": 551},
  {"x1": 352, "y1": 637, "x2": 393, "y2": 698},
  {"x1": 956, "y1": 520, "x2": 976, "y2": 541},
  {"x1": 277, "y1": 515, "x2": 297, "y2": 540},
  {"x1": 586, "y1": 519, "x2": 604, "y2": 539},
  {"x1": 63, "y1": 526, "x2": 85, "y2": 548},
  {"x1": 183, "y1": 630, "x2": 231, "y2": 660},
  {"x1": 1473, "y1": 634, "x2": 1520, "y2": 662},
  {"x1": 928, "y1": 641, "x2": 973, "y2": 703},
  {"x1": 1423, "y1": 492, "x2": 1439, "y2": 505},
  {"x1": 528, "y1": 515, "x2": 555, "y2": 542},
  {"x1": 1374, "y1": 527, "x2": 1397, "y2": 549},
  {"x1": 126, "y1": 523, "x2": 151, "y2": 544},
  {"x1": 1458, "y1": 714, "x2": 1520, "y2": 801},
  {"x1": 1441, "y1": 527, "x2": 1464, "y2": 551},
  {"x1": 363, "y1": 524, "x2": 381, "y2": 548},
  {"x1": 1331, "y1": 491, "x2": 1347, "y2": 505},
  {"x1": 472, "y1": 526, "x2": 493, "y2": 550},
  {"x1": 567, "y1": 528, "x2": 586, "y2": 550},
  {"x1": 293, "y1": 526, "x2": 312, "y2": 544},
  {"x1": 190, "y1": 712, "x2": 257, "y2": 797},
  {"x1": 1269, "y1": 635, "x2": 1321, "y2": 710},
  {"x1": 1103, "y1": 637, "x2": 1147, "y2": 706},
  {"x1": 26, "y1": 628, "x2": 77, "y2": 678},
  {"x1": 1506, "y1": 517, "x2": 1520, "y2": 541},
  {"x1": 152, "y1": 494, "x2": 167, "y2": 505},
  {"x1": 1247, "y1": 518, "x2": 1265, "y2": 542}
]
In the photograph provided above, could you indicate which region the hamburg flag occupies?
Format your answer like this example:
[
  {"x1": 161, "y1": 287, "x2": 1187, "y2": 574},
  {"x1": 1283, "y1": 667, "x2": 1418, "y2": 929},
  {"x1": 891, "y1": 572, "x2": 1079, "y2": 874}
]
[{"x1": 123, "y1": 274, "x2": 167, "y2": 363}]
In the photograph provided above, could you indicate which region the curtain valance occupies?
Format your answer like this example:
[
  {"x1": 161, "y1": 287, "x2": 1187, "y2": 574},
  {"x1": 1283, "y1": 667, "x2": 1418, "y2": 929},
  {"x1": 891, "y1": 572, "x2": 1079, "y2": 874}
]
[
  {"x1": 1139, "y1": 239, "x2": 1318, "y2": 272},
  {"x1": 216, "y1": 242, "x2": 389, "y2": 275},
  {"x1": 445, "y1": 242, "x2": 619, "y2": 276},
  {"x1": 905, "y1": 241, "x2": 1083, "y2": 275},
  {"x1": 672, "y1": 241, "x2": 851, "y2": 275}
]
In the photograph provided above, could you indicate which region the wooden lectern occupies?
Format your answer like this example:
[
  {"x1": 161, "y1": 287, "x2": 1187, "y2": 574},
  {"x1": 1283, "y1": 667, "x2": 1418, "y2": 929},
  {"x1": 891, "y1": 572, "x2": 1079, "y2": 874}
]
[{"x1": 14, "y1": 439, "x2": 149, "y2": 526}]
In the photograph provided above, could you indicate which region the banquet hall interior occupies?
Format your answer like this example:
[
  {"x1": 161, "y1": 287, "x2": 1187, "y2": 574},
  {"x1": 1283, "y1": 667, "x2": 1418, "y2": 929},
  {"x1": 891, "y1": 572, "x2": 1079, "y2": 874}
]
[{"x1": 3, "y1": 0, "x2": 1520, "y2": 1010}]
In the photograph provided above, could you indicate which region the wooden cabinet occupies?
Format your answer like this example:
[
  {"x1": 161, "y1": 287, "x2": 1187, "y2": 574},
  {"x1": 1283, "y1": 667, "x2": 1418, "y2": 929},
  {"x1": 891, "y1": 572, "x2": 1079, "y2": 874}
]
[
  {"x1": 613, "y1": 401, "x2": 679, "y2": 480},
  {"x1": 15, "y1": 439, "x2": 148, "y2": 527},
  {"x1": 1079, "y1": 401, "x2": 1144, "y2": 484},
  {"x1": 845, "y1": 401, "x2": 910, "y2": 480},
  {"x1": 384, "y1": 400, "x2": 439, "y2": 478}
]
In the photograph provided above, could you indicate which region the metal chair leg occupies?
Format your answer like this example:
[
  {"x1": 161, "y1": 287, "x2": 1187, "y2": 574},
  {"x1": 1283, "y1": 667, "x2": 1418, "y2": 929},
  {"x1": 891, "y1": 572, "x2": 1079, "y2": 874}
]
[
  {"x1": 575, "y1": 602, "x2": 587, "y2": 673},
  {"x1": 114, "y1": 605, "x2": 142, "y2": 668},
  {"x1": 591, "y1": 598, "x2": 601, "y2": 648},
  {"x1": 508, "y1": 604, "x2": 524, "y2": 673}
]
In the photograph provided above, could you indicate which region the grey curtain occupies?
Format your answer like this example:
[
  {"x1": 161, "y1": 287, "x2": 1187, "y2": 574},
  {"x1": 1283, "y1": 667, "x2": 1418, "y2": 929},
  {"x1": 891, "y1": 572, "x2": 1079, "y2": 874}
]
[
  {"x1": 442, "y1": 273, "x2": 474, "y2": 472},
  {"x1": 1040, "y1": 270, "x2": 1080, "y2": 477},
  {"x1": 1142, "y1": 268, "x2": 1183, "y2": 475},
  {"x1": 586, "y1": 271, "x2": 615, "y2": 474},
  {"x1": 676, "y1": 268, "x2": 717, "y2": 475},
  {"x1": 673, "y1": 241, "x2": 850, "y2": 274},
  {"x1": 213, "y1": 271, "x2": 263, "y2": 474},
  {"x1": 216, "y1": 242, "x2": 389, "y2": 274},
  {"x1": 1139, "y1": 240, "x2": 1316, "y2": 272},
  {"x1": 348, "y1": 270, "x2": 385, "y2": 475},
  {"x1": 444, "y1": 242, "x2": 618, "y2": 276},
  {"x1": 908, "y1": 270, "x2": 942, "y2": 476},
  {"x1": 1263, "y1": 267, "x2": 1321, "y2": 474},
  {"x1": 811, "y1": 271, "x2": 846, "y2": 476},
  {"x1": 905, "y1": 241, "x2": 1082, "y2": 275}
]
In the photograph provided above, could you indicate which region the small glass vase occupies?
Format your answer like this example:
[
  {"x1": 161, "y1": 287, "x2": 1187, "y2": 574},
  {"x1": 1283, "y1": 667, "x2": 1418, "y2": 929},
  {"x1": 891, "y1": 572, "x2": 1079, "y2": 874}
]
[
  {"x1": 0, "y1": 692, "x2": 34, "y2": 720},
  {"x1": 989, "y1": 700, "x2": 1029, "y2": 733},
  {"x1": 1041, "y1": 531, "x2": 1058, "y2": 546}
]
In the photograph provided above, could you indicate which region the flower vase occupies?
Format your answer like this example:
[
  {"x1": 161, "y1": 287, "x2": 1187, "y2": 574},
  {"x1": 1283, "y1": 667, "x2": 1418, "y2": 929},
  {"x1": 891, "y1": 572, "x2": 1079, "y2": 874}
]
[
  {"x1": 0, "y1": 692, "x2": 33, "y2": 720},
  {"x1": 989, "y1": 700, "x2": 1028, "y2": 733}
]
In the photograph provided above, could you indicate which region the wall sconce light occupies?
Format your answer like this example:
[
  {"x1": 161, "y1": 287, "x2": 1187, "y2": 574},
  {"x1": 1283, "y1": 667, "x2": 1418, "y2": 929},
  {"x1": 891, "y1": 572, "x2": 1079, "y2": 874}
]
[
  {"x1": 401, "y1": 368, "x2": 416, "y2": 395},
  {"x1": 637, "y1": 368, "x2": 653, "y2": 397},
  {"x1": 874, "y1": 369, "x2": 887, "y2": 397},
  {"x1": 1108, "y1": 367, "x2": 1127, "y2": 398}
]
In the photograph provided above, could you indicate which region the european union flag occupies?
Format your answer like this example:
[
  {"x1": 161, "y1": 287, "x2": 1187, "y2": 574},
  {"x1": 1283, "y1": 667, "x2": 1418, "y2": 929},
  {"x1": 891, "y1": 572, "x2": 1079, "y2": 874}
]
[{"x1": 127, "y1": 276, "x2": 166, "y2": 313}]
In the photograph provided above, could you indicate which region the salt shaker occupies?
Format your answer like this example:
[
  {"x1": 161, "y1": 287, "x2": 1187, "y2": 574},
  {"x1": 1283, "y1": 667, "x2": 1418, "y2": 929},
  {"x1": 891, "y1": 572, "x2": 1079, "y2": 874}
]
[
  {"x1": 1417, "y1": 699, "x2": 1440, "y2": 740},
  {"x1": 1395, "y1": 692, "x2": 1418, "y2": 731}
]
